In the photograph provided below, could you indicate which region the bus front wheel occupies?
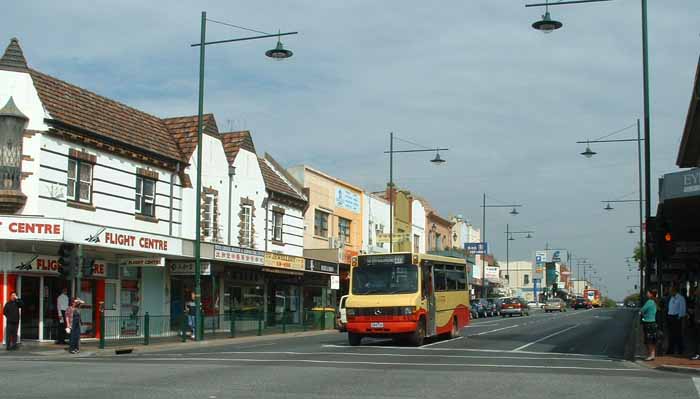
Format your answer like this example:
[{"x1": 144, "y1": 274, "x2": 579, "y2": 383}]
[
  {"x1": 410, "y1": 318, "x2": 426, "y2": 346},
  {"x1": 348, "y1": 333, "x2": 362, "y2": 346}
]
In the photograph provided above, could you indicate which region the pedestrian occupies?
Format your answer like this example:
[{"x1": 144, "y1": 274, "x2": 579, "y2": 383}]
[
  {"x1": 55, "y1": 287, "x2": 69, "y2": 345},
  {"x1": 2, "y1": 292, "x2": 23, "y2": 351},
  {"x1": 67, "y1": 298, "x2": 83, "y2": 354},
  {"x1": 640, "y1": 289, "x2": 658, "y2": 361},
  {"x1": 667, "y1": 285, "x2": 687, "y2": 355},
  {"x1": 690, "y1": 287, "x2": 700, "y2": 360},
  {"x1": 185, "y1": 292, "x2": 196, "y2": 340}
]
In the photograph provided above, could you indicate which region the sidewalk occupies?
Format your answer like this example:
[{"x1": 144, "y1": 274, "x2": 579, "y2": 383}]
[
  {"x1": 640, "y1": 355, "x2": 700, "y2": 374},
  {"x1": 0, "y1": 329, "x2": 338, "y2": 358}
]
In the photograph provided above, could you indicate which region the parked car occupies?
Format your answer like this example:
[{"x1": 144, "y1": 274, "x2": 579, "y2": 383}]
[
  {"x1": 486, "y1": 299, "x2": 499, "y2": 316},
  {"x1": 572, "y1": 298, "x2": 592, "y2": 310},
  {"x1": 335, "y1": 295, "x2": 348, "y2": 331},
  {"x1": 544, "y1": 298, "x2": 567, "y2": 312},
  {"x1": 470, "y1": 302, "x2": 480, "y2": 319},
  {"x1": 474, "y1": 298, "x2": 492, "y2": 317},
  {"x1": 501, "y1": 297, "x2": 529, "y2": 317}
]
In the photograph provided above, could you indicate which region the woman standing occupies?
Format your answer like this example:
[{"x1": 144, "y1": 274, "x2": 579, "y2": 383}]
[
  {"x1": 640, "y1": 289, "x2": 658, "y2": 361},
  {"x1": 68, "y1": 298, "x2": 83, "y2": 354}
]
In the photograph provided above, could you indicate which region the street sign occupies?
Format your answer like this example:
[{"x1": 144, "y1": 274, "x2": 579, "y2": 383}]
[
  {"x1": 465, "y1": 242, "x2": 488, "y2": 255},
  {"x1": 376, "y1": 233, "x2": 411, "y2": 243}
]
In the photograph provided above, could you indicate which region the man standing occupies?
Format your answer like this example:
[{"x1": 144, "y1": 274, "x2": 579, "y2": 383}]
[
  {"x1": 667, "y1": 285, "x2": 687, "y2": 355},
  {"x1": 55, "y1": 288, "x2": 69, "y2": 345},
  {"x1": 3, "y1": 292, "x2": 22, "y2": 350}
]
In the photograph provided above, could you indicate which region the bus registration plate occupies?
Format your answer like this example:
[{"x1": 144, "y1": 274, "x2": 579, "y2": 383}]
[{"x1": 370, "y1": 322, "x2": 384, "y2": 328}]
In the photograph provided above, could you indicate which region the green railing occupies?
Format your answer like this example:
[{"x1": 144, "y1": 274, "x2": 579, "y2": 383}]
[{"x1": 99, "y1": 309, "x2": 337, "y2": 349}]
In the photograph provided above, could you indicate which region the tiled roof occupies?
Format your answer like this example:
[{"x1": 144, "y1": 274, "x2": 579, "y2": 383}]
[
  {"x1": 29, "y1": 68, "x2": 185, "y2": 162},
  {"x1": 0, "y1": 38, "x2": 28, "y2": 71},
  {"x1": 162, "y1": 114, "x2": 219, "y2": 160},
  {"x1": 258, "y1": 157, "x2": 305, "y2": 201},
  {"x1": 220, "y1": 131, "x2": 256, "y2": 165}
]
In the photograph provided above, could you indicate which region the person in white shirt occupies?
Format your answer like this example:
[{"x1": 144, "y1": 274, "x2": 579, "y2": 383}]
[
  {"x1": 667, "y1": 286, "x2": 687, "y2": 355},
  {"x1": 55, "y1": 288, "x2": 69, "y2": 345}
]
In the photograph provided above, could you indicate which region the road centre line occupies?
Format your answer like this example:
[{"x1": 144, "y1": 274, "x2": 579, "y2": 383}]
[
  {"x1": 121, "y1": 356, "x2": 641, "y2": 372},
  {"x1": 420, "y1": 337, "x2": 463, "y2": 348},
  {"x1": 321, "y1": 344, "x2": 610, "y2": 358},
  {"x1": 469, "y1": 324, "x2": 520, "y2": 337},
  {"x1": 165, "y1": 350, "x2": 617, "y2": 363},
  {"x1": 512, "y1": 324, "x2": 580, "y2": 352}
]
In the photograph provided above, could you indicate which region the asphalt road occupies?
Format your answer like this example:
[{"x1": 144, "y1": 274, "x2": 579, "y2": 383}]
[{"x1": 1, "y1": 308, "x2": 699, "y2": 399}]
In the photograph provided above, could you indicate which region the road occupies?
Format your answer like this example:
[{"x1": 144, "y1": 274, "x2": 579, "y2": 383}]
[{"x1": 1, "y1": 308, "x2": 699, "y2": 398}]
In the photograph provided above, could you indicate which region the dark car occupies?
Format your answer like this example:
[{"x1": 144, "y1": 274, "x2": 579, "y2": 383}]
[
  {"x1": 473, "y1": 299, "x2": 492, "y2": 318},
  {"x1": 572, "y1": 298, "x2": 592, "y2": 310},
  {"x1": 486, "y1": 299, "x2": 499, "y2": 316},
  {"x1": 470, "y1": 302, "x2": 480, "y2": 319}
]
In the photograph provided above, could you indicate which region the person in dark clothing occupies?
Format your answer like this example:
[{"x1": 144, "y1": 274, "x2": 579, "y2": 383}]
[
  {"x1": 67, "y1": 298, "x2": 83, "y2": 354},
  {"x1": 3, "y1": 292, "x2": 22, "y2": 350}
]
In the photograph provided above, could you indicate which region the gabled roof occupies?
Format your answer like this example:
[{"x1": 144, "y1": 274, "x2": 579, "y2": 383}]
[
  {"x1": 162, "y1": 114, "x2": 219, "y2": 160},
  {"x1": 678, "y1": 54, "x2": 700, "y2": 167},
  {"x1": 29, "y1": 68, "x2": 185, "y2": 162},
  {"x1": 258, "y1": 156, "x2": 306, "y2": 202},
  {"x1": 0, "y1": 38, "x2": 28, "y2": 71},
  {"x1": 220, "y1": 130, "x2": 256, "y2": 165}
]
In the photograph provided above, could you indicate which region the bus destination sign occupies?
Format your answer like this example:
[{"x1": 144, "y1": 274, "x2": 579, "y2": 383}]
[{"x1": 358, "y1": 254, "x2": 412, "y2": 266}]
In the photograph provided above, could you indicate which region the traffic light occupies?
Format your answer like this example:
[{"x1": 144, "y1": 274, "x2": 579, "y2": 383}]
[
  {"x1": 58, "y1": 243, "x2": 78, "y2": 278},
  {"x1": 82, "y1": 257, "x2": 95, "y2": 278}
]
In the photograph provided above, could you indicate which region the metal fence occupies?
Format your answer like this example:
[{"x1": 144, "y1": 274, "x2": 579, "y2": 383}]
[{"x1": 99, "y1": 309, "x2": 336, "y2": 349}]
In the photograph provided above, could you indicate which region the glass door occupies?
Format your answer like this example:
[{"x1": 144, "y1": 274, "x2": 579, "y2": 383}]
[
  {"x1": 19, "y1": 276, "x2": 40, "y2": 340},
  {"x1": 421, "y1": 264, "x2": 436, "y2": 336},
  {"x1": 42, "y1": 277, "x2": 70, "y2": 342}
]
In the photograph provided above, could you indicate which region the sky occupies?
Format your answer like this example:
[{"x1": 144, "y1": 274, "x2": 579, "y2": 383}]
[{"x1": 3, "y1": 1, "x2": 699, "y2": 300}]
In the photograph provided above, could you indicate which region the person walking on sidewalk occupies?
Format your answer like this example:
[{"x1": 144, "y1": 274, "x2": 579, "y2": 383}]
[
  {"x1": 640, "y1": 289, "x2": 658, "y2": 361},
  {"x1": 2, "y1": 292, "x2": 23, "y2": 351},
  {"x1": 66, "y1": 298, "x2": 83, "y2": 354},
  {"x1": 185, "y1": 292, "x2": 197, "y2": 340},
  {"x1": 667, "y1": 285, "x2": 687, "y2": 355},
  {"x1": 690, "y1": 287, "x2": 700, "y2": 360},
  {"x1": 55, "y1": 288, "x2": 69, "y2": 345}
]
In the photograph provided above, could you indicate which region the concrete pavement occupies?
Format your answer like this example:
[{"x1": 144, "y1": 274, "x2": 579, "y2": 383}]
[{"x1": 1, "y1": 308, "x2": 699, "y2": 399}]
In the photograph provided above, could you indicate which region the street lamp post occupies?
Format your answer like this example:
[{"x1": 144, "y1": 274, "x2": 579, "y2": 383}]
[
  {"x1": 527, "y1": 0, "x2": 653, "y2": 305},
  {"x1": 190, "y1": 11, "x2": 297, "y2": 340},
  {"x1": 504, "y1": 225, "x2": 534, "y2": 290},
  {"x1": 385, "y1": 133, "x2": 448, "y2": 252},
  {"x1": 480, "y1": 195, "x2": 522, "y2": 298},
  {"x1": 579, "y1": 119, "x2": 645, "y2": 303}
]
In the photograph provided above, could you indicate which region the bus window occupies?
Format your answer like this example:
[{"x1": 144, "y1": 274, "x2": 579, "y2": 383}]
[{"x1": 434, "y1": 267, "x2": 446, "y2": 291}]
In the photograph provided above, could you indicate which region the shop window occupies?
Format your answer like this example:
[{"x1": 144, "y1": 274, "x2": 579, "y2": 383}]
[
  {"x1": 524, "y1": 274, "x2": 530, "y2": 285},
  {"x1": 135, "y1": 176, "x2": 156, "y2": 217},
  {"x1": 314, "y1": 209, "x2": 329, "y2": 237},
  {"x1": 338, "y1": 217, "x2": 351, "y2": 244},
  {"x1": 67, "y1": 158, "x2": 93, "y2": 203},
  {"x1": 240, "y1": 204, "x2": 253, "y2": 246},
  {"x1": 272, "y1": 211, "x2": 284, "y2": 242}
]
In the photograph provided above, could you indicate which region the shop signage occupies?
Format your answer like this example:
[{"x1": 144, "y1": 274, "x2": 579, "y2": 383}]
[
  {"x1": 262, "y1": 267, "x2": 303, "y2": 276},
  {"x1": 2, "y1": 254, "x2": 60, "y2": 275},
  {"x1": 0, "y1": 217, "x2": 64, "y2": 241},
  {"x1": 330, "y1": 275, "x2": 340, "y2": 290},
  {"x1": 335, "y1": 187, "x2": 361, "y2": 213},
  {"x1": 168, "y1": 261, "x2": 211, "y2": 276},
  {"x1": 264, "y1": 253, "x2": 305, "y2": 271},
  {"x1": 214, "y1": 244, "x2": 265, "y2": 265},
  {"x1": 464, "y1": 242, "x2": 488, "y2": 255},
  {"x1": 119, "y1": 257, "x2": 165, "y2": 267},
  {"x1": 660, "y1": 168, "x2": 700, "y2": 201},
  {"x1": 376, "y1": 233, "x2": 410, "y2": 243},
  {"x1": 65, "y1": 222, "x2": 182, "y2": 256},
  {"x1": 484, "y1": 266, "x2": 499, "y2": 280},
  {"x1": 91, "y1": 260, "x2": 108, "y2": 278},
  {"x1": 340, "y1": 249, "x2": 359, "y2": 264},
  {"x1": 305, "y1": 259, "x2": 339, "y2": 274}
]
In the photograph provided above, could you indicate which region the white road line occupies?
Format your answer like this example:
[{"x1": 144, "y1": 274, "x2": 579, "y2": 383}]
[
  {"x1": 469, "y1": 324, "x2": 519, "y2": 337},
  {"x1": 125, "y1": 356, "x2": 641, "y2": 372},
  {"x1": 512, "y1": 324, "x2": 580, "y2": 352},
  {"x1": 420, "y1": 336, "x2": 463, "y2": 348},
  {"x1": 160, "y1": 350, "x2": 617, "y2": 363},
  {"x1": 694, "y1": 378, "x2": 700, "y2": 399},
  {"x1": 321, "y1": 344, "x2": 609, "y2": 358}
]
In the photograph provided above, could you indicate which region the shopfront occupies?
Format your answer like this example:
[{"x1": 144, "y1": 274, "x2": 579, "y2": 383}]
[{"x1": 168, "y1": 260, "x2": 219, "y2": 328}]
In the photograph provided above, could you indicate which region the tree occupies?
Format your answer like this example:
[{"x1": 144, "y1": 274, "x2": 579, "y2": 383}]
[
  {"x1": 632, "y1": 243, "x2": 644, "y2": 265},
  {"x1": 624, "y1": 293, "x2": 640, "y2": 305}
]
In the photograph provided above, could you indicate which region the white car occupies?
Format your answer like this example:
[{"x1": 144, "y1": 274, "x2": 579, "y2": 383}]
[{"x1": 335, "y1": 295, "x2": 348, "y2": 331}]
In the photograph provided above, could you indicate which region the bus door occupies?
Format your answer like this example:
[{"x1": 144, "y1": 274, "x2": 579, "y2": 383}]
[{"x1": 422, "y1": 263, "x2": 436, "y2": 336}]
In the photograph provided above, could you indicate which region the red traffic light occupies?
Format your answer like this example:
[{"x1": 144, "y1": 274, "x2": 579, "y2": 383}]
[{"x1": 664, "y1": 232, "x2": 672, "y2": 242}]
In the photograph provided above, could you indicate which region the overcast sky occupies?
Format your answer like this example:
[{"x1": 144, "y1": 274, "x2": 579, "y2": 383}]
[{"x1": 3, "y1": 1, "x2": 698, "y2": 299}]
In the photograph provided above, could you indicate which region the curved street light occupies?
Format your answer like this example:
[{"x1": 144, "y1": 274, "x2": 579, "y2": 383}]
[
  {"x1": 532, "y1": 10, "x2": 563, "y2": 33},
  {"x1": 580, "y1": 144, "x2": 597, "y2": 158}
]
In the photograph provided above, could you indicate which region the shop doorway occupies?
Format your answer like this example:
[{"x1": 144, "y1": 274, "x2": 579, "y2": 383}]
[
  {"x1": 19, "y1": 276, "x2": 40, "y2": 340},
  {"x1": 267, "y1": 283, "x2": 300, "y2": 325},
  {"x1": 42, "y1": 277, "x2": 70, "y2": 342}
]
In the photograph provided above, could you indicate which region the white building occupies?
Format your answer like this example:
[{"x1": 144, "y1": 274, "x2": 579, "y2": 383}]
[
  {"x1": 451, "y1": 215, "x2": 481, "y2": 249},
  {"x1": 499, "y1": 261, "x2": 536, "y2": 301},
  {"x1": 411, "y1": 197, "x2": 426, "y2": 254},
  {"x1": 362, "y1": 192, "x2": 390, "y2": 254}
]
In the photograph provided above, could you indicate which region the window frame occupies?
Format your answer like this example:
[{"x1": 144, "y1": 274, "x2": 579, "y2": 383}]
[
  {"x1": 338, "y1": 217, "x2": 351, "y2": 244},
  {"x1": 135, "y1": 176, "x2": 156, "y2": 217},
  {"x1": 314, "y1": 209, "x2": 329, "y2": 237},
  {"x1": 241, "y1": 204, "x2": 252, "y2": 247},
  {"x1": 272, "y1": 211, "x2": 284, "y2": 242},
  {"x1": 66, "y1": 158, "x2": 93, "y2": 204}
]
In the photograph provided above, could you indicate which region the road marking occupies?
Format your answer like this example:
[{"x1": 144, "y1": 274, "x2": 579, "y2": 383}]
[
  {"x1": 420, "y1": 336, "x2": 463, "y2": 348},
  {"x1": 126, "y1": 356, "x2": 641, "y2": 372},
  {"x1": 512, "y1": 324, "x2": 580, "y2": 352},
  {"x1": 167, "y1": 350, "x2": 618, "y2": 363},
  {"x1": 321, "y1": 344, "x2": 609, "y2": 358},
  {"x1": 465, "y1": 322, "x2": 501, "y2": 327},
  {"x1": 694, "y1": 378, "x2": 700, "y2": 398},
  {"x1": 469, "y1": 324, "x2": 519, "y2": 337}
]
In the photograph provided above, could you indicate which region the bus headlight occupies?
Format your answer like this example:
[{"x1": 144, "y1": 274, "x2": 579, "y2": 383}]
[{"x1": 400, "y1": 306, "x2": 415, "y2": 316}]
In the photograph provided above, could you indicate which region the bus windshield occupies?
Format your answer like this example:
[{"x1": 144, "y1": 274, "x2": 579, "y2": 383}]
[{"x1": 351, "y1": 264, "x2": 418, "y2": 295}]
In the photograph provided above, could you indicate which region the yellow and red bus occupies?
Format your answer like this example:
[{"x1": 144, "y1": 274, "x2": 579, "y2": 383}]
[
  {"x1": 345, "y1": 252, "x2": 470, "y2": 346},
  {"x1": 583, "y1": 289, "x2": 601, "y2": 307}
]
